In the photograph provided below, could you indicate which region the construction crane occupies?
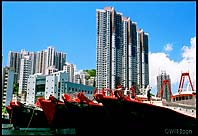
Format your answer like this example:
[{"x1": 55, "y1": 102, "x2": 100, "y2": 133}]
[
  {"x1": 158, "y1": 72, "x2": 195, "y2": 100},
  {"x1": 178, "y1": 72, "x2": 195, "y2": 93}
]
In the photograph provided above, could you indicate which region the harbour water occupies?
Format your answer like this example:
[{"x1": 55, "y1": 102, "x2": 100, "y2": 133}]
[{"x1": 2, "y1": 124, "x2": 76, "y2": 135}]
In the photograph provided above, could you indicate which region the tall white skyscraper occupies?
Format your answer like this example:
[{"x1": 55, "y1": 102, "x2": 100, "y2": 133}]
[
  {"x1": 46, "y1": 46, "x2": 56, "y2": 67},
  {"x1": 35, "y1": 50, "x2": 47, "y2": 74},
  {"x1": 137, "y1": 29, "x2": 149, "y2": 89},
  {"x1": 45, "y1": 46, "x2": 56, "y2": 74},
  {"x1": 96, "y1": 7, "x2": 148, "y2": 91},
  {"x1": 96, "y1": 7, "x2": 123, "y2": 90},
  {"x1": 56, "y1": 52, "x2": 66, "y2": 71},
  {"x1": 8, "y1": 51, "x2": 21, "y2": 83},
  {"x1": 18, "y1": 55, "x2": 32, "y2": 102},
  {"x1": 44, "y1": 46, "x2": 66, "y2": 75},
  {"x1": 122, "y1": 17, "x2": 138, "y2": 90}
]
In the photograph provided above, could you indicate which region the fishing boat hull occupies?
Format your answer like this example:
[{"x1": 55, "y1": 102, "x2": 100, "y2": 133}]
[
  {"x1": 63, "y1": 100, "x2": 111, "y2": 135},
  {"x1": 39, "y1": 99, "x2": 72, "y2": 129},
  {"x1": 6, "y1": 102, "x2": 49, "y2": 129},
  {"x1": 94, "y1": 94, "x2": 197, "y2": 135}
]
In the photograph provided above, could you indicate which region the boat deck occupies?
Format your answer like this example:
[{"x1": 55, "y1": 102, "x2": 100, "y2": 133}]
[
  {"x1": 162, "y1": 105, "x2": 196, "y2": 118},
  {"x1": 147, "y1": 101, "x2": 196, "y2": 118},
  {"x1": 139, "y1": 97, "x2": 196, "y2": 118}
]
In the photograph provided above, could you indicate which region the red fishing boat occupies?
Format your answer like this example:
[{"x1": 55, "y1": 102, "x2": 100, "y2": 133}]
[
  {"x1": 6, "y1": 98, "x2": 49, "y2": 130},
  {"x1": 37, "y1": 92, "x2": 108, "y2": 135},
  {"x1": 62, "y1": 92, "x2": 110, "y2": 135},
  {"x1": 94, "y1": 85, "x2": 197, "y2": 135},
  {"x1": 38, "y1": 95, "x2": 71, "y2": 129}
]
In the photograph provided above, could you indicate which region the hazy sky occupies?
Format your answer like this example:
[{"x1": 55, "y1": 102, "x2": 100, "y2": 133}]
[{"x1": 2, "y1": 1, "x2": 196, "y2": 95}]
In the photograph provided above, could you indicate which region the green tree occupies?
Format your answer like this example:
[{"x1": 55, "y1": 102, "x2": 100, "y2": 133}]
[
  {"x1": 13, "y1": 83, "x2": 19, "y2": 95},
  {"x1": 2, "y1": 106, "x2": 8, "y2": 114},
  {"x1": 84, "y1": 69, "x2": 96, "y2": 77}
]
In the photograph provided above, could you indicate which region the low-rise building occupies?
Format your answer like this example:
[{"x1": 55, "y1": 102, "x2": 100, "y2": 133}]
[
  {"x1": 26, "y1": 73, "x2": 46, "y2": 105},
  {"x1": 26, "y1": 70, "x2": 96, "y2": 104}
]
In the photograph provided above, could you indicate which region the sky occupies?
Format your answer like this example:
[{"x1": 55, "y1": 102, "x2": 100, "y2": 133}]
[{"x1": 2, "y1": 1, "x2": 196, "y2": 95}]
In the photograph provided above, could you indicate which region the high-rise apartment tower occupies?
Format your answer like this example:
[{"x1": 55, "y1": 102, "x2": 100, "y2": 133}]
[{"x1": 96, "y1": 7, "x2": 149, "y2": 91}]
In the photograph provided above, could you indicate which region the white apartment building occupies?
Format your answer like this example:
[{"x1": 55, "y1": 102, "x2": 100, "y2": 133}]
[
  {"x1": 35, "y1": 50, "x2": 47, "y2": 74},
  {"x1": 2, "y1": 67, "x2": 14, "y2": 106},
  {"x1": 45, "y1": 70, "x2": 69, "y2": 101},
  {"x1": 26, "y1": 71, "x2": 96, "y2": 104},
  {"x1": 26, "y1": 73, "x2": 46, "y2": 105},
  {"x1": 18, "y1": 56, "x2": 32, "y2": 103},
  {"x1": 63, "y1": 63, "x2": 74, "y2": 82},
  {"x1": 96, "y1": 7, "x2": 149, "y2": 93},
  {"x1": 46, "y1": 65, "x2": 58, "y2": 75},
  {"x1": 137, "y1": 29, "x2": 149, "y2": 89},
  {"x1": 80, "y1": 71, "x2": 89, "y2": 85},
  {"x1": 74, "y1": 74, "x2": 81, "y2": 84},
  {"x1": 122, "y1": 17, "x2": 138, "y2": 90},
  {"x1": 45, "y1": 46, "x2": 66, "y2": 75}
]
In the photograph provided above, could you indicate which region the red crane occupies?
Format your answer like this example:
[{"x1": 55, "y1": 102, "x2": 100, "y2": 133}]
[
  {"x1": 178, "y1": 72, "x2": 195, "y2": 93},
  {"x1": 158, "y1": 72, "x2": 195, "y2": 99}
]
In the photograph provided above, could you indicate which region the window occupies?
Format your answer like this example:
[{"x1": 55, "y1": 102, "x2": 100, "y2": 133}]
[
  {"x1": 179, "y1": 97, "x2": 181, "y2": 101},
  {"x1": 189, "y1": 95, "x2": 192, "y2": 99},
  {"x1": 176, "y1": 97, "x2": 178, "y2": 101},
  {"x1": 182, "y1": 96, "x2": 184, "y2": 100}
]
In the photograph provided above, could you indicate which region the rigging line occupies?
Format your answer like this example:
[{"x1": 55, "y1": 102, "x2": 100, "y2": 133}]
[{"x1": 25, "y1": 107, "x2": 35, "y2": 132}]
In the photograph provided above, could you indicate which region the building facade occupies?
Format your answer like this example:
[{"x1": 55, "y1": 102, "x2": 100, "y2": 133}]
[
  {"x1": 122, "y1": 17, "x2": 138, "y2": 90},
  {"x1": 157, "y1": 71, "x2": 172, "y2": 101},
  {"x1": 35, "y1": 50, "x2": 47, "y2": 74},
  {"x1": 2, "y1": 67, "x2": 14, "y2": 106},
  {"x1": 96, "y1": 7, "x2": 149, "y2": 91},
  {"x1": 7, "y1": 51, "x2": 21, "y2": 83},
  {"x1": 45, "y1": 70, "x2": 69, "y2": 100},
  {"x1": 63, "y1": 63, "x2": 74, "y2": 82},
  {"x1": 45, "y1": 46, "x2": 66, "y2": 75},
  {"x1": 26, "y1": 73, "x2": 46, "y2": 105},
  {"x1": 18, "y1": 56, "x2": 32, "y2": 103},
  {"x1": 96, "y1": 7, "x2": 123, "y2": 90},
  {"x1": 137, "y1": 29, "x2": 149, "y2": 90},
  {"x1": 26, "y1": 71, "x2": 95, "y2": 104}
]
